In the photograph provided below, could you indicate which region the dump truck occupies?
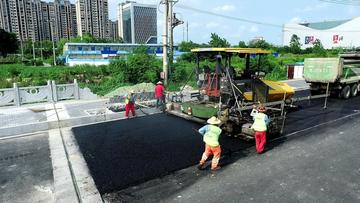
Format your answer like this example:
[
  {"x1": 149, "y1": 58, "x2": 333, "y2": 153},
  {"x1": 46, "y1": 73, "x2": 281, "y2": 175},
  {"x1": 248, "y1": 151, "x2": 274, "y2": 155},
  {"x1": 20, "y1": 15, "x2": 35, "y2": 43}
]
[
  {"x1": 168, "y1": 48, "x2": 295, "y2": 139},
  {"x1": 304, "y1": 53, "x2": 360, "y2": 99}
]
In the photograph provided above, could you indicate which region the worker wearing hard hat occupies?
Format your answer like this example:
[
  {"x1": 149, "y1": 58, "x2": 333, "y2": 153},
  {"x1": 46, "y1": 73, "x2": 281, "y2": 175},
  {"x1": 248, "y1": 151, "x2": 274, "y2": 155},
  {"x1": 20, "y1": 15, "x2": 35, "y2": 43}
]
[
  {"x1": 155, "y1": 81, "x2": 165, "y2": 110},
  {"x1": 197, "y1": 116, "x2": 222, "y2": 171},
  {"x1": 124, "y1": 90, "x2": 136, "y2": 119},
  {"x1": 251, "y1": 104, "x2": 270, "y2": 154}
]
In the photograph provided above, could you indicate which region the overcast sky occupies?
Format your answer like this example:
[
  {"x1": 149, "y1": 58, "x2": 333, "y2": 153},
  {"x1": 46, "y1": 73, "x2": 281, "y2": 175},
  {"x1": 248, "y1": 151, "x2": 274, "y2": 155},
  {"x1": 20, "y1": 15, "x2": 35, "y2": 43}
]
[{"x1": 50, "y1": 0, "x2": 360, "y2": 45}]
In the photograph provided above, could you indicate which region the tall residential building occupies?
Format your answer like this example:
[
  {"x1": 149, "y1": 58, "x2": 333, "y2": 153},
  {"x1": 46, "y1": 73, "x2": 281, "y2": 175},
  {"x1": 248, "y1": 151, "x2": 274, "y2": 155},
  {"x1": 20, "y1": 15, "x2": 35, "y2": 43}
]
[
  {"x1": 0, "y1": 2, "x2": 4, "y2": 29},
  {"x1": 117, "y1": 1, "x2": 157, "y2": 44},
  {"x1": 0, "y1": 0, "x2": 77, "y2": 42},
  {"x1": 109, "y1": 20, "x2": 119, "y2": 41},
  {"x1": 75, "y1": 0, "x2": 109, "y2": 39},
  {"x1": 48, "y1": 0, "x2": 78, "y2": 41}
]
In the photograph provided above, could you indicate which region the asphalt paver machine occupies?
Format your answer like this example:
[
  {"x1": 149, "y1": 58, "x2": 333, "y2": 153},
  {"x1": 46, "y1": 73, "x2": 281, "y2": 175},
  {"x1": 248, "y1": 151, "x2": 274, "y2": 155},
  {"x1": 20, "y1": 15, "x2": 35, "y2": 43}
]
[{"x1": 168, "y1": 48, "x2": 295, "y2": 140}]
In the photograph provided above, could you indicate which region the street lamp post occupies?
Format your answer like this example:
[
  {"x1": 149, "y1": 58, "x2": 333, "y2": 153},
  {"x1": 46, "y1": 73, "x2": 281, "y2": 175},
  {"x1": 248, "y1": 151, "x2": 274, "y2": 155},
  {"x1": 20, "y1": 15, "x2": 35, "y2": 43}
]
[
  {"x1": 31, "y1": 2, "x2": 36, "y2": 60},
  {"x1": 50, "y1": 21, "x2": 57, "y2": 66}
]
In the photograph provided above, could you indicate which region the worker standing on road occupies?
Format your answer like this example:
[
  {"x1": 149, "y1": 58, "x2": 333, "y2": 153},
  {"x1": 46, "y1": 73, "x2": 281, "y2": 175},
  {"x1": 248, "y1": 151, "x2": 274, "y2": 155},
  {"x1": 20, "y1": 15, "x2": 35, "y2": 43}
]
[
  {"x1": 155, "y1": 81, "x2": 165, "y2": 110},
  {"x1": 124, "y1": 90, "x2": 136, "y2": 119},
  {"x1": 197, "y1": 116, "x2": 222, "y2": 171},
  {"x1": 251, "y1": 104, "x2": 270, "y2": 154}
]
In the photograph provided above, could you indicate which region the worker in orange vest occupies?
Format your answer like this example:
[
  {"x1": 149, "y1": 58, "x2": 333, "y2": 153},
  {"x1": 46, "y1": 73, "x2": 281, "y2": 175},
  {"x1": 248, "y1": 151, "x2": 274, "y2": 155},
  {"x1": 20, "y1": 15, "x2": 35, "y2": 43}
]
[{"x1": 197, "y1": 116, "x2": 222, "y2": 171}]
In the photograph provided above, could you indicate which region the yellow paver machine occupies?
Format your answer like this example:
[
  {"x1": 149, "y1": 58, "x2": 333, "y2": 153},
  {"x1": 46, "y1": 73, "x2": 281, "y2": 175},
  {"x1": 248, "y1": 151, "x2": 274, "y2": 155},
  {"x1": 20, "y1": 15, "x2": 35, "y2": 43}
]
[{"x1": 168, "y1": 48, "x2": 295, "y2": 139}]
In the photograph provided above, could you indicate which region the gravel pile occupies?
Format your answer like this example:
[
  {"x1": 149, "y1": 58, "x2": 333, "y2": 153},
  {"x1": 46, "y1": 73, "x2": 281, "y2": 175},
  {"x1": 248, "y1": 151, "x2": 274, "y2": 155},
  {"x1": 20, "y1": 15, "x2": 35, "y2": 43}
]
[{"x1": 105, "y1": 83, "x2": 156, "y2": 97}]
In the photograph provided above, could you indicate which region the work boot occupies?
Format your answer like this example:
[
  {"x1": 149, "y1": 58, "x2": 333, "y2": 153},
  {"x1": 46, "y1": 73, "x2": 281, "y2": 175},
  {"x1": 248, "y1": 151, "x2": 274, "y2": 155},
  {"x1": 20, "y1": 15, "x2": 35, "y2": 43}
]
[
  {"x1": 211, "y1": 166, "x2": 221, "y2": 171},
  {"x1": 197, "y1": 163, "x2": 206, "y2": 170}
]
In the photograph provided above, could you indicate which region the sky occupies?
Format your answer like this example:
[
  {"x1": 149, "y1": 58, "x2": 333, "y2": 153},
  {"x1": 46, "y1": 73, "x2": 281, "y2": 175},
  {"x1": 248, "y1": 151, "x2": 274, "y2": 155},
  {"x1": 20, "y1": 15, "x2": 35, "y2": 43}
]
[{"x1": 56, "y1": 0, "x2": 360, "y2": 45}]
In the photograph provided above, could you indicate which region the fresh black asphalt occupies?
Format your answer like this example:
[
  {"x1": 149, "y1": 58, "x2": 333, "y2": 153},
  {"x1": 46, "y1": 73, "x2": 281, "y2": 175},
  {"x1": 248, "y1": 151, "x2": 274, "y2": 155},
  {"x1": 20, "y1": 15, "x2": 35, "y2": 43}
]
[
  {"x1": 73, "y1": 114, "x2": 212, "y2": 194},
  {"x1": 73, "y1": 90, "x2": 360, "y2": 198}
]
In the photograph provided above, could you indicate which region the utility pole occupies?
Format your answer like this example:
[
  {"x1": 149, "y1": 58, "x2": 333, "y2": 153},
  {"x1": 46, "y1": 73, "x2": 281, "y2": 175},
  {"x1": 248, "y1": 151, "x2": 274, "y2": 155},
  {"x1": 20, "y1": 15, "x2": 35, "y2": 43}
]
[
  {"x1": 182, "y1": 25, "x2": 185, "y2": 42},
  {"x1": 40, "y1": 40, "x2": 43, "y2": 61},
  {"x1": 50, "y1": 21, "x2": 57, "y2": 66},
  {"x1": 168, "y1": 1, "x2": 173, "y2": 78},
  {"x1": 186, "y1": 21, "x2": 188, "y2": 42},
  {"x1": 162, "y1": 0, "x2": 182, "y2": 84},
  {"x1": 20, "y1": 37, "x2": 24, "y2": 61},
  {"x1": 31, "y1": 2, "x2": 36, "y2": 60},
  {"x1": 162, "y1": 0, "x2": 169, "y2": 85}
]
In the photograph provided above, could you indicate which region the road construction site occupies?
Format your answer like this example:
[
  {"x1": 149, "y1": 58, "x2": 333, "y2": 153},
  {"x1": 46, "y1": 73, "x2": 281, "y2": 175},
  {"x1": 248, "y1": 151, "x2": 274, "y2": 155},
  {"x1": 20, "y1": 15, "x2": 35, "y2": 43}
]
[{"x1": 1, "y1": 83, "x2": 360, "y2": 202}]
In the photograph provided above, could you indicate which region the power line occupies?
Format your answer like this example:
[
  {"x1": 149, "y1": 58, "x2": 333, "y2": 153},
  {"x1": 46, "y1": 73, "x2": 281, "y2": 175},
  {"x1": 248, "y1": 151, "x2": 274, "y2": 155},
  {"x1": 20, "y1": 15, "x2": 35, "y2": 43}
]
[
  {"x1": 175, "y1": 4, "x2": 282, "y2": 28},
  {"x1": 175, "y1": 4, "x2": 360, "y2": 33}
]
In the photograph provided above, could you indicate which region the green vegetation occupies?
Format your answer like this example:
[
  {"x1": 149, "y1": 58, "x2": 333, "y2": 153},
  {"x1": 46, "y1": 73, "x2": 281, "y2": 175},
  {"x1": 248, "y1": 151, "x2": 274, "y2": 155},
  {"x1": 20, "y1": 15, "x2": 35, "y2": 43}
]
[
  {"x1": 0, "y1": 46, "x2": 161, "y2": 96},
  {"x1": 0, "y1": 31, "x2": 358, "y2": 96},
  {"x1": 0, "y1": 29, "x2": 19, "y2": 57}
]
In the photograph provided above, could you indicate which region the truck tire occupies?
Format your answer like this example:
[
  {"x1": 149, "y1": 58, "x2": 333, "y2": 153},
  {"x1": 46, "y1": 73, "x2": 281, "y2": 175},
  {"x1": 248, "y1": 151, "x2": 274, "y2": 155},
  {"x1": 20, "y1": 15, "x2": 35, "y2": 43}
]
[
  {"x1": 341, "y1": 85, "x2": 351, "y2": 99},
  {"x1": 351, "y1": 84, "x2": 358, "y2": 97}
]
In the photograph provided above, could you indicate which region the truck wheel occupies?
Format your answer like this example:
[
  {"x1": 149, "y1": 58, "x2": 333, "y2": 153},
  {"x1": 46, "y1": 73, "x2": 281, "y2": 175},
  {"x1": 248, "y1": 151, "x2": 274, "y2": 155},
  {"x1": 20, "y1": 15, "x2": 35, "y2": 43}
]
[
  {"x1": 341, "y1": 85, "x2": 351, "y2": 99},
  {"x1": 351, "y1": 84, "x2": 358, "y2": 97}
]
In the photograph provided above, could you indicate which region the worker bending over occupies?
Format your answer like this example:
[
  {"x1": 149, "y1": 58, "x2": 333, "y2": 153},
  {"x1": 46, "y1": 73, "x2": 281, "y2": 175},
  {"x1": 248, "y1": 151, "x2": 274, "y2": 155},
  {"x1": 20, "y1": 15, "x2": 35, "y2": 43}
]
[
  {"x1": 251, "y1": 104, "x2": 270, "y2": 154},
  {"x1": 124, "y1": 90, "x2": 136, "y2": 119},
  {"x1": 198, "y1": 116, "x2": 222, "y2": 171}
]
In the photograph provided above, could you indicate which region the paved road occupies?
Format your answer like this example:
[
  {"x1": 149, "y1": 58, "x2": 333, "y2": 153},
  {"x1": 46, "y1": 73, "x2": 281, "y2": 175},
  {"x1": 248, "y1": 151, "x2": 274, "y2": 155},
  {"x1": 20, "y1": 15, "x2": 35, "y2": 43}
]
[
  {"x1": 0, "y1": 132, "x2": 54, "y2": 202},
  {"x1": 72, "y1": 88, "x2": 360, "y2": 201},
  {"x1": 73, "y1": 114, "x2": 206, "y2": 194},
  {"x1": 104, "y1": 106, "x2": 360, "y2": 203}
]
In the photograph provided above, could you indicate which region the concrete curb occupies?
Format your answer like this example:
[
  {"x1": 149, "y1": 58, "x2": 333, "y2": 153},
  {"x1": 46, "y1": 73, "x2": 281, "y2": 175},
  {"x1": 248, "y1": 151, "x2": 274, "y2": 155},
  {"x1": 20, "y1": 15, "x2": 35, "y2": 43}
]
[
  {"x1": 48, "y1": 129, "x2": 79, "y2": 203},
  {"x1": 61, "y1": 127, "x2": 103, "y2": 203}
]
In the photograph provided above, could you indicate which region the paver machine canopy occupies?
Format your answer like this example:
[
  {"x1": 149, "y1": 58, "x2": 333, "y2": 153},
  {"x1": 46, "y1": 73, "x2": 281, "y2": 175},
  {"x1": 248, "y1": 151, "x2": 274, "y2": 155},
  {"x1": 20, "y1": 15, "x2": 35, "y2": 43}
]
[{"x1": 190, "y1": 48, "x2": 294, "y2": 107}]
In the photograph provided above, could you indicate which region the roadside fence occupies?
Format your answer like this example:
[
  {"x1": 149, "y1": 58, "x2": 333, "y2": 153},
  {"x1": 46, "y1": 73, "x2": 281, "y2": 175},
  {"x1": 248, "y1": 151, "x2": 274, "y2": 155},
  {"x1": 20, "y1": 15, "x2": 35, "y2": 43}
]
[{"x1": 0, "y1": 79, "x2": 97, "y2": 107}]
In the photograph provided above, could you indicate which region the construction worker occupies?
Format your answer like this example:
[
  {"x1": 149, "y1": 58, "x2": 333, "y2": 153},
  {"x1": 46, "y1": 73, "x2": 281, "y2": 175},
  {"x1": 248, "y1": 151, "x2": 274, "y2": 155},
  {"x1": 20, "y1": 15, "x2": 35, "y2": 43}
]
[
  {"x1": 155, "y1": 81, "x2": 165, "y2": 110},
  {"x1": 124, "y1": 90, "x2": 136, "y2": 118},
  {"x1": 197, "y1": 116, "x2": 222, "y2": 171},
  {"x1": 251, "y1": 104, "x2": 270, "y2": 154}
]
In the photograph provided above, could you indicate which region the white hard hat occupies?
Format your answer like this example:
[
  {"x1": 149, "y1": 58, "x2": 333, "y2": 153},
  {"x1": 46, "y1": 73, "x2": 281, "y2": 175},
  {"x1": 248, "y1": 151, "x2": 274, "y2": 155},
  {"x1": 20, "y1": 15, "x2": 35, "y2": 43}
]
[{"x1": 207, "y1": 116, "x2": 221, "y2": 125}]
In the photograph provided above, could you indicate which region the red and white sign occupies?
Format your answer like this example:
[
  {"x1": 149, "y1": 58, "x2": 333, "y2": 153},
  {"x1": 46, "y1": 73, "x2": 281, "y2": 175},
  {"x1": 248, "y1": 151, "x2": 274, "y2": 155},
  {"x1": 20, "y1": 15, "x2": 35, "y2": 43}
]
[{"x1": 333, "y1": 35, "x2": 343, "y2": 44}]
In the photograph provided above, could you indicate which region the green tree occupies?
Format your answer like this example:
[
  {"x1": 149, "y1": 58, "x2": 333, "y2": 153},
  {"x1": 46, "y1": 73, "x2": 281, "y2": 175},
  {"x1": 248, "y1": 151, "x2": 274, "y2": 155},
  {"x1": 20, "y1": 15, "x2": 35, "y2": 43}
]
[
  {"x1": 312, "y1": 39, "x2": 326, "y2": 56},
  {"x1": 178, "y1": 40, "x2": 199, "y2": 52},
  {"x1": 0, "y1": 29, "x2": 19, "y2": 57},
  {"x1": 122, "y1": 46, "x2": 161, "y2": 83},
  {"x1": 248, "y1": 39, "x2": 271, "y2": 49},
  {"x1": 208, "y1": 33, "x2": 230, "y2": 47},
  {"x1": 289, "y1": 34, "x2": 301, "y2": 54},
  {"x1": 238, "y1": 41, "x2": 247, "y2": 48}
]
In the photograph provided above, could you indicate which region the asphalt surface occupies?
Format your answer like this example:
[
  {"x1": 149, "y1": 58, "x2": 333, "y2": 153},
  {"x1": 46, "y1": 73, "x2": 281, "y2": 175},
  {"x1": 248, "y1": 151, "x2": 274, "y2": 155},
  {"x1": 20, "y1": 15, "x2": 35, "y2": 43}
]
[
  {"x1": 73, "y1": 90, "x2": 360, "y2": 201},
  {"x1": 0, "y1": 132, "x2": 54, "y2": 202},
  {"x1": 105, "y1": 105, "x2": 360, "y2": 203},
  {"x1": 73, "y1": 114, "x2": 211, "y2": 194}
]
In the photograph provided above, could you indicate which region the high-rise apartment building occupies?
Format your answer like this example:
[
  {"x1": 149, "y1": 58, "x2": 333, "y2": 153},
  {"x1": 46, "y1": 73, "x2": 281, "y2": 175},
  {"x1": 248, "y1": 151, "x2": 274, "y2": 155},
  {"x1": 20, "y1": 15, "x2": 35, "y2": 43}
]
[
  {"x1": 0, "y1": 2, "x2": 4, "y2": 29},
  {"x1": 48, "y1": 0, "x2": 77, "y2": 41},
  {"x1": 117, "y1": 1, "x2": 157, "y2": 44},
  {"x1": 75, "y1": 0, "x2": 109, "y2": 39},
  {"x1": 109, "y1": 20, "x2": 119, "y2": 41},
  {"x1": 0, "y1": 0, "x2": 77, "y2": 42}
]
